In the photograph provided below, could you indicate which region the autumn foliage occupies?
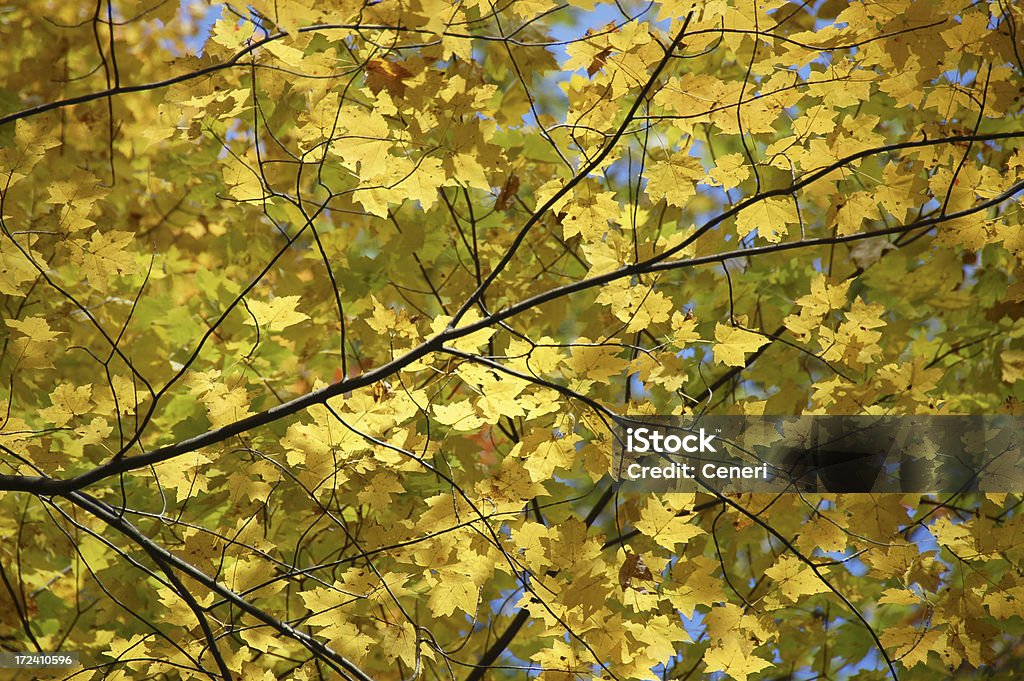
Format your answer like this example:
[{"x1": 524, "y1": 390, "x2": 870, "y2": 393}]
[{"x1": 2, "y1": 0, "x2": 1024, "y2": 679}]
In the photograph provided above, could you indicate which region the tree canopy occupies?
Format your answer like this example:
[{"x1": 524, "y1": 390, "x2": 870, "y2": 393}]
[{"x1": 2, "y1": 0, "x2": 1024, "y2": 679}]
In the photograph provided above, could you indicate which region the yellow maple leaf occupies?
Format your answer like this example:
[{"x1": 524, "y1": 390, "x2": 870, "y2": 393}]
[
  {"x1": 243, "y1": 295, "x2": 309, "y2": 332},
  {"x1": 580, "y1": 238, "x2": 623, "y2": 276},
  {"x1": 877, "y1": 162, "x2": 921, "y2": 221},
  {"x1": 40, "y1": 383, "x2": 93, "y2": 427},
  {"x1": 983, "y1": 586, "x2": 1024, "y2": 619},
  {"x1": 202, "y1": 384, "x2": 253, "y2": 429},
  {"x1": 0, "y1": 240, "x2": 38, "y2": 296},
  {"x1": 378, "y1": 620, "x2": 418, "y2": 668},
  {"x1": 4, "y1": 316, "x2": 61, "y2": 368},
  {"x1": 451, "y1": 152, "x2": 491, "y2": 191},
  {"x1": 357, "y1": 156, "x2": 446, "y2": 216},
  {"x1": 154, "y1": 452, "x2": 213, "y2": 501},
  {"x1": 333, "y1": 109, "x2": 393, "y2": 178},
  {"x1": 561, "y1": 191, "x2": 620, "y2": 241},
  {"x1": 76, "y1": 416, "x2": 112, "y2": 447},
  {"x1": 793, "y1": 274, "x2": 852, "y2": 316},
  {"x1": 792, "y1": 104, "x2": 838, "y2": 137},
  {"x1": 763, "y1": 555, "x2": 830, "y2": 602},
  {"x1": 426, "y1": 569, "x2": 480, "y2": 617},
  {"x1": 321, "y1": 620, "x2": 374, "y2": 662},
  {"x1": 783, "y1": 308, "x2": 821, "y2": 343},
  {"x1": 834, "y1": 191, "x2": 881, "y2": 236},
  {"x1": 735, "y1": 198, "x2": 796, "y2": 242},
  {"x1": 210, "y1": 18, "x2": 255, "y2": 51},
  {"x1": 878, "y1": 587, "x2": 923, "y2": 606},
  {"x1": 366, "y1": 296, "x2": 417, "y2": 338},
  {"x1": 669, "y1": 310, "x2": 700, "y2": 348},
  {"x1": 1001, "y1": 349, "x2": 1024, "y2": 383},
  {"x1": 564, "y1": 337, "x2": 629, "y2": 381},
  {"x1": 221, "y1": 157, "x2": 266, "y2": 201},
  {"x1": 930, "y1": 516, "x2": 976, "y2": 554},
  {"x1": 705, "y1": 602, "x2": 772, "y2": 644},
  {"x1": 73, "y1": 230, "x2": 139, "y2": 288},
  {"x1": 430, "y1": 310, "x2": 496, "y2": 351},
  {"x1": 516, "y1": 432, "x2": 579, "y2": 482},
  {"x1": 474, "y1": 456, "x2": 547, "y2": 511},
  {"x1": 706, "y1": 153, "x2": 750, "y2": 190},
  {"x1": 103, "y1": 633, "x2": 148, "y2": 660},
  {"x1": 432, "y1": 401, "x2": 484, "y2": 431},
  {"x1": 634, "y1": 498, "x2": 705, "y2": 550},
  {"x1": 713, "y1": 324, "x2": 769, "y2": 367},
  {"x1": 645, "y1": 154, "x2": 705, "y2": 208},
  {"x1": 881, "y1": 625, "x2": 945, "y2": 669},
  {"x1": 476, "y1": 375, "x2": 527, "y2": 423},
  {"x1": 703, "y1": 636, "x2": 772, "y2": 681},
  {"x1": 595, "y1": 280, "x2": 675, "y2": 332}
]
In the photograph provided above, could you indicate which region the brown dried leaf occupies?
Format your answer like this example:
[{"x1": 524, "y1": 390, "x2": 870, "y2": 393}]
[
  {"x1": 587, "y1": 47, "x2": 613, "y2": 77},
  {"x1": 618, "y1": 551, "x2": 654, "y2": 591},
  {"x1": 495, "y1": 173, "x2": 520, "y2": 211},
  {"x1": 366, "y1": 59, "x2": 413, "y2": 97}
]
